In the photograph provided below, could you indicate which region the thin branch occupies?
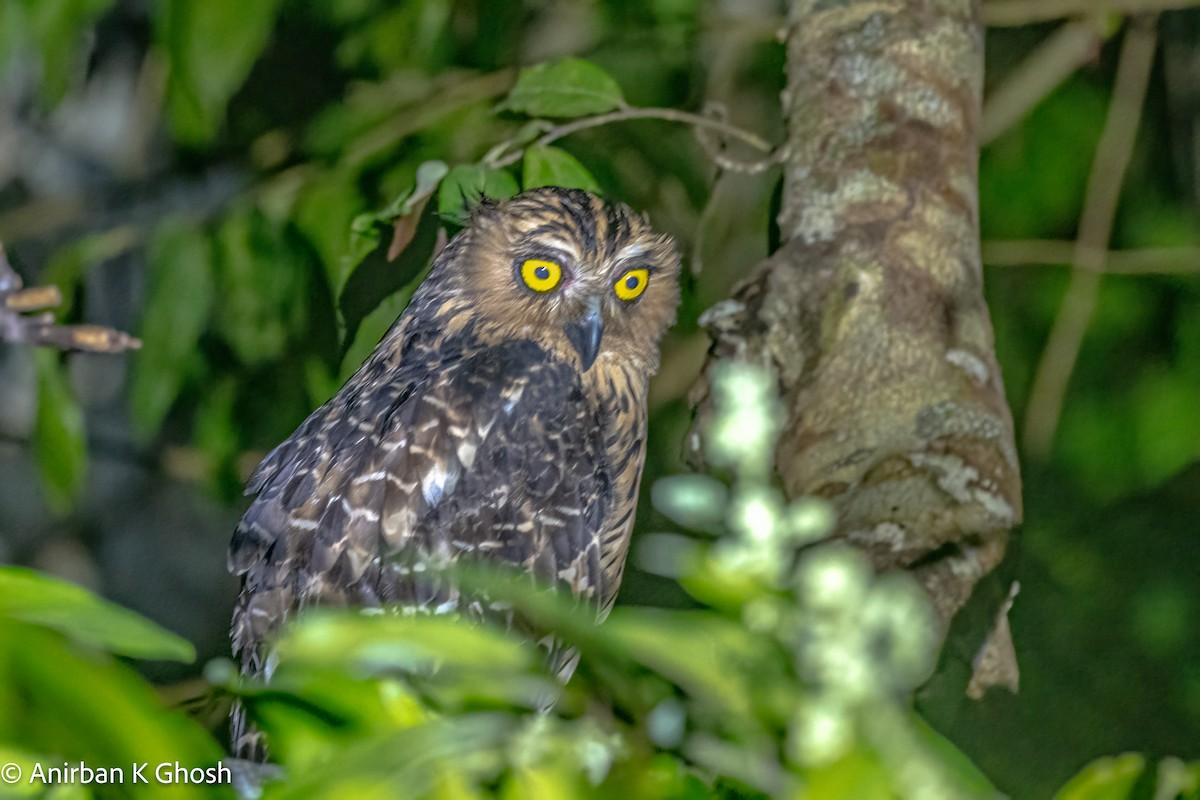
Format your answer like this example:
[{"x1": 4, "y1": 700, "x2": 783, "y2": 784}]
[
  {"x1": 711, "y1": 1, "x2": 1200, "y2": 40},
  {"x1": 984, "y1": 0, "x2": 1200, "y2": 27},
  {"x1": 0, "y1": 243, "x2": 141, "y2": 353},
  {"x1": 983, "y1": 240, "x2": 1200, "y2": 274},
  {"x1": 981, "y1": 19, "x2": 1110, "y2": 146},
  {"x1": 491, "y1": 106, "x2": 776, "y2": 169},
  {"x1": 1022, "y1": 18, "x2": 1157, "y2": 459}
]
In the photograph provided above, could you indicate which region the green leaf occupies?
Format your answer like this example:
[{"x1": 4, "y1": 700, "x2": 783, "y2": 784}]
[
  {"x1": 0, "y1": 566, "x2": 195, "y2": 662},
  {"x1": 382, "y1": 160, "x2": 451, "y2": 221},
  {"x1": 903, "y1": 712, "x2": 1001, "y2": 798},
  {"x1": 130, "y1": 219, "x2": 215, "y2": 439},
  {"x1": 193, "y1": 376, "x2": 240, "y2": 493},
  {"x1": 1154, "y1": 758, "x2": 1200, "y2": 800},
  {"x1": 0, "y1": 744, "x2": 94, "y2": 799},
  {"x1": 1131, "y1": 368, "x2": 1200, "y2": 486},
  {"x1": 213, "y1": 208, "x2": 311, "y2": 366},
  {"x1": 0, "y1": 621, "x2": 225, "y2": 799},
  {"x1": 0, "y1": 0, "x2": 116, "y2": 104},
  {"x1": 218, "y1": 661, "x2": 415, "y2": 767},
  {"x1": 502, "y1": 58, "x2": 625, "y2": 118},
  {"x1": 980, "y1": 77, "x2": 1106, "y2": 239},
  {"x1": 604, "y1": 610, "x2": 765, "y2": 720},
  {"x1": 337, "y1": 286, "x2": 411, "y2": 383},
  {"x1": 275, "y1": 611, "x2": 535, "y2": 677},
  {"x1": 678, "y1": 550, "x2": 765, "y2": 612},
  {"x1": 233, "y1": 612, "x2": 549, "y2": 762},
  {"x1": 345, "y1": 160, "x2": 448, "y2": 291},
  {"x1": 331, "y1": 1, "x2": 454, "y2": 77},
  {"x1": 804, "y1": 748, "x2": 894, "y2": 800},
  {"x1": 32, "y1": 351, "x2": 87, "y2": 515},
  {"x1": 295, "y1": 169, "x2": 366, "y2": 297},
  {"x1": 155, "y1": 0, "x2": 285, "y2": 144},
  {"x1": 1054, "y1": 754, "x2": 1145, "y2": 800},
  {"x1": 334, "y1": 161, "x2": 449, "y2": 349},
  {"x1": 438, "y1": 163, "x2": 520, "y2": 225},
  {"x1": 270, "y1": 714, "x2": 515, "y2": 799},
  {"x1": 339, "y1": 203, "x2": 439, "y2": 356},
  {"x1": 522, "y1": 145, "x2": 601, "y2": 192}
]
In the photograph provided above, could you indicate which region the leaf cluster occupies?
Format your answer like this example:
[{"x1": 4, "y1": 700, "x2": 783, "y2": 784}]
[{"x1": 6, "y1": 365, "x2": 1196, "y2": 799}]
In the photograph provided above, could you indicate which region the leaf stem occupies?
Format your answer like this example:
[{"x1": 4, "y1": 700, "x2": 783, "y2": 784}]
[{"x1": 491, "y1": 107, "x2": 775, "y2": 168}]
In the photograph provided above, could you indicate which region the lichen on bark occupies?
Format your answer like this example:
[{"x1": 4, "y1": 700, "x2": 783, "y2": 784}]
[{"x1": 690, "y1": 0, "x2": 1022, "y2": 663}]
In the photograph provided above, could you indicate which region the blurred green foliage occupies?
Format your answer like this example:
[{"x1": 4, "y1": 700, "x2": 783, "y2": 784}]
[
  {"x1": 0, "y1": 568, "x2": 228, "y2": 800},
  {"x1": 2, "y1": 367, "x2": 1196, "y2": 798},
  {"x1": 157, "y1": 0, "x2": 287, "y2": 146},
  {"x1": 499, "y1": 58, "x2": 626, "y2": 117},
  {"x1": 31, "y1": 351, "x2": 87, "y2": 515},
  {"x1": 0, "y1": 367, "x2": 991, "y2": 799},
  {"x1": 0, "y1": 0, "x2": 116, "y2": 103},
  {"x1": 2, "y1": 1, "x2": 1200, "y2": 798},
  {"x1": 979, "y1": 35, "x2": 1200, "y2": 501}
]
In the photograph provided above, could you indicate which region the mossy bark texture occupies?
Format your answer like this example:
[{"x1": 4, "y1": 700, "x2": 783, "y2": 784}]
[{"x1": 692, "y1": 0, "x2": 1021, "y2": 631}]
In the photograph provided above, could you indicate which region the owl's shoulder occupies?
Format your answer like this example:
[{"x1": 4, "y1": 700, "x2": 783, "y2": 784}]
[{"x1": 234, "y1": 327, "x2": 606, "y2": 542}]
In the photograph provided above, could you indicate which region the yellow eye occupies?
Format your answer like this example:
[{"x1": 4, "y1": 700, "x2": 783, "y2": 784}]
[
  {"x1": 520, "y1": 259, "x2": 563, "y2": 293},
  {"x1": 614, "y1": 268, "x2": 649, "y2": 301}
]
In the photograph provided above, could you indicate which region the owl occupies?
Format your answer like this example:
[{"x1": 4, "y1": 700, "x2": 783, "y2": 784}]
[{"x1": 228, "y1": 186, "x2": 680, "y2": 756}]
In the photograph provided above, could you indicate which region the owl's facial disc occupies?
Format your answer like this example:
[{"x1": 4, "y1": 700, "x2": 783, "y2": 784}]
[{"x1": 564, "y1": 298, "x2": 603, "y2": 371}]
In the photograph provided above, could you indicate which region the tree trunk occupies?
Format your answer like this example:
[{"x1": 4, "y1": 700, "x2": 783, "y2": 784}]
[{"x1": 690, "y1": 0, "x2": 1021, "y2": 678}]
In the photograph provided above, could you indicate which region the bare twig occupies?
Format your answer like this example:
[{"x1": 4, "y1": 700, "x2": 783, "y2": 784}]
[
  {"x1": 984, "y1": 240, "x2": 1200, "y2": 274},
  {"x1": 1022, "y1": 18, "x2": 1157, "y2": 458},
  {"x1": 984, "y1": 0, "x2": 1200, "y2": 27},
  {"x1": 0, "y1": 243, "x2": 141, "y2": 353},
  {"x1": 981, "y1": 18, "x2": 1111, "y2": 145},
  {"x1": 491, "y1": 106, "x2": 776, "y2": 169}
]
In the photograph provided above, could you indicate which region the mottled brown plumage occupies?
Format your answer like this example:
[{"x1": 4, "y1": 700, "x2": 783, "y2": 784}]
[{"x1": 228, "y1": 187, "x2": 679, "y2": 756}]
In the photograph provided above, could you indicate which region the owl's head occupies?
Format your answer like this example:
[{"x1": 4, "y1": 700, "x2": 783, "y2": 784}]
[{"x1": 444, "y1": 187, "x2": 680, "y2": 374}]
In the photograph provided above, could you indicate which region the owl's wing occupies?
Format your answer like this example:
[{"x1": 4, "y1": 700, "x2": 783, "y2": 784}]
[{"x1": 229, "y1": 338, "x2": 611, "y2": 680}]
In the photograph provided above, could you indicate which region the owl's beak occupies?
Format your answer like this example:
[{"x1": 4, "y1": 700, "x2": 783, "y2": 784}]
[{"x1": 565, "y1": 303, "x2": 604, "y2": 371}]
